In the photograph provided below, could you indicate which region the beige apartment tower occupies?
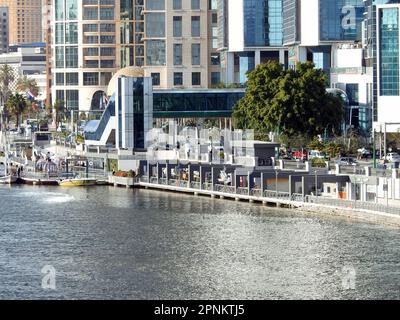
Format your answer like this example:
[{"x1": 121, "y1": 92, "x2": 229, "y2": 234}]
[{"x1": 0, "y1": 0, "x2": 43, "y2": 45}]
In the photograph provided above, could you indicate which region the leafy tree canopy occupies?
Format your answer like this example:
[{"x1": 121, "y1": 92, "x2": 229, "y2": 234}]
[{"x1": 233, "y1": 61, "x2": 344, "y2": 138}]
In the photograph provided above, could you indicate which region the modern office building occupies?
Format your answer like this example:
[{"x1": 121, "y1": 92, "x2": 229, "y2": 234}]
[
  {"x1": 226, "y1": 0, "x2": 286, "y2": 84},
  {"x1": 51, "y1": 0, "x2": 145, "y2": 112},
  {"x1": 372, "y1": 2, "x2": 400, "y2": 133},
  {"x1": 0, "y1": 43, "x2": 46, "y2": 98},
  {"x1": 280, "y1": 0, "x2": 373, "y2": 134},
  {"x1": 0, "y1": 0, "x2": 43, "y2": 45}
]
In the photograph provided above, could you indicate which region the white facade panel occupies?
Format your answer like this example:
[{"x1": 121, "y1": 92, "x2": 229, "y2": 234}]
[
  {"x1": 300, "y1": 0, "x2": 319, "y2": 46},
  {"x1": 228, "y1": 0, "x2": 244, "y2": 52}
]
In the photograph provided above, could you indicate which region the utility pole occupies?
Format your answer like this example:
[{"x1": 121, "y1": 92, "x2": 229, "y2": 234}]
[{"x1": 373, "y1": 129, "x2": 376, "y2": 169}]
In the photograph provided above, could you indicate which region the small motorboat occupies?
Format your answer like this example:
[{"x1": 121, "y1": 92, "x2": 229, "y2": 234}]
[
  {"x1": 0, "y1": 175, "x2": 18, "y2": 184},
  {"x1": 59, "y1": 178, "x2": 97, "y2": 187}
]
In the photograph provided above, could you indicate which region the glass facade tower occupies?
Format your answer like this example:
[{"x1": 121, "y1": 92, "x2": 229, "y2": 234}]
[
  {"x1": 319, "y1": 0, "x2": 364, "y2": 41},
  {"x1": 243, "y1": 0, "x2": 283, "y2": 47},
  {"x1": 379, "y1": 7, "x2": 399, "y2": 96}
]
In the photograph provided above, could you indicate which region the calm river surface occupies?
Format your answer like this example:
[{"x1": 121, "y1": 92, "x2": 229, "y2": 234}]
[{"x1": 0, "y1": 185, "x2": 399, "y2": 299}]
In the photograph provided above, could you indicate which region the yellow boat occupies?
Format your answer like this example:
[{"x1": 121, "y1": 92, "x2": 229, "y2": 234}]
[{"x1": 59, "y1": 178, "x2": 97, "y2": 187}]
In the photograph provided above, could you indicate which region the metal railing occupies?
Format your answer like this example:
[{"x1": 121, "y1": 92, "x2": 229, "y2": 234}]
[
  {"x1": 190, "y1": 181, "x2": 201, "y2": 189},
  {"x1": 150, "y1": 176, "x2": 158, "y2": 184},
  {"x1": 136, "y1": 175, "x2": 400, "y2": 215},
  {"x1": 236, "y1": 187, "x2": 249, "y2": 195},
  {"x1": 202, "y1": 182, "x2": 213, "y2": 191},
  {"x1": 251, "y1": 188, "x2": 262, "y2": 197},
  {"x1": 264, "y1": 190, "x2": 291, "y2": 201},
  {"x1": 214, "y1": 184, "x2": 236, "y2": 194},
  {"x1": 306, "y1": 195, "x2": 400, "y2": 215}
]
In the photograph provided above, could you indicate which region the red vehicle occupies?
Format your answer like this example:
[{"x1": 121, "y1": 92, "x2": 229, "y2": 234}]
[{"x1": 292, "y1": 149, "x2": 308, "y2": 161}]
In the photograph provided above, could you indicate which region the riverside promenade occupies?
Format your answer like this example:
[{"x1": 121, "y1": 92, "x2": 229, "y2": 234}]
[{"x1": 110, "y1": 159, "x2": 400, "y2": 227}]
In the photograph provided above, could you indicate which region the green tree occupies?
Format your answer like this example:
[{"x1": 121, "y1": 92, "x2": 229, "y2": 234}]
[
  {"x1": 5, "y1": 93, "x2": 27, "y2": 128},
  {"x1": 16, "y1": 75, "x2": 39, "y2": 97},
  {"x1": 307, "y1": 138, "x2": 325, "y2": 151},
  {"x1": 0, "y1": 64, "x2": 15, "y2": 104},
  {"x1": 324, "y1": 141, "x2": 342, "y2": 158},
  {"x1": 233, "y1": 61, "x2": 344, "y2": 138}
]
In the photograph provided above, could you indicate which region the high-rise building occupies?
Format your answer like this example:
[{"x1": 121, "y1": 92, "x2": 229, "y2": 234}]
[
  {"x1": 51, "y1": 0, "x2": 145, "y2": 112},
  {"x1": 226, "y1": 0, "x2": 286, "y2": 84},
  {"x1": 143, "y1": 0, "x2": 221, "y2": 89},
  {"x1": 44, "y1": 0, "x2": 52, "y2": 108},
  {"x1": 0, "y1": 0, "x2": 43, "y2": 46},
  {"x1": 372, "y1": 1, "x2": 400, "y2": 133}
]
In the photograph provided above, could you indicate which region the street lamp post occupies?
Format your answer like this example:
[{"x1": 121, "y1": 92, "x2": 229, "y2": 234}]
[{"x1": 275, "y1": 170, "x2": 279, "y2": 198}]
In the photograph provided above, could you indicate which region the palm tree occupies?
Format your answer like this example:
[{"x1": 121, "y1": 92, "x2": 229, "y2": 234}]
[
  {"x1": 0, "y1": 64, "x2": 15, "y2": 105},
  {"x1": 53, "y1": 99, "x2": 65, "y2": 128},
  {"x1": 16, "y1": 75, "x2": 39, "y2": 97},
  {"x1": 5, "y1": 93, "x2": 27, "y2": 128}
]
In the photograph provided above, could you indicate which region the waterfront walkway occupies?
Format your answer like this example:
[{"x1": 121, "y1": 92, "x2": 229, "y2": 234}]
[{"x1": 134, "y1": 176, "x2": 400, "y2": 216}]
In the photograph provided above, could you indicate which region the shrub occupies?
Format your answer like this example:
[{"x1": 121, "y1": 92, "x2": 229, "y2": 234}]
[{"x1": 311, "y1": 157, "x2": 326, "y2": 168}]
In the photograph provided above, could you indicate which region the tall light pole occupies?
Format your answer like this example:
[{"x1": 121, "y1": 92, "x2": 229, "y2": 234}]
[{"x1": 275, "y1": 169, "x2": 279, "y2": 197}]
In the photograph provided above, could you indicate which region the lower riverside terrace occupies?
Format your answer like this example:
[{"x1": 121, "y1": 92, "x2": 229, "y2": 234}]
[
  {"x1": 1, "y1": 120, "x2": 400, "y2": 227},
  {"x1": 1, "y1": 71, "x2": 400, "y2": 227}
]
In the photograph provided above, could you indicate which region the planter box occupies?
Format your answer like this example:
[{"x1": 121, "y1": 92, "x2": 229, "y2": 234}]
[{"x1": 109, "y1": 175, "x2": 135, "y2": 186}]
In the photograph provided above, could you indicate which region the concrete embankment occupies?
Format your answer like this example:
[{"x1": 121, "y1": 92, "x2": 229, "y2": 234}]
[
  {"x1": 296, "y1": 203, "x2": 400, "y2": 228},
  {"x1": 133, "y1": 181, "x2": 400, "y2": 228}
]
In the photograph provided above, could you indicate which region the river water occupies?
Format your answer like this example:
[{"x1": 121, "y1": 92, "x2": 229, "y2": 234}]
[{"x1": 0, "y1": 185, "x2": 399, "y2": 299}]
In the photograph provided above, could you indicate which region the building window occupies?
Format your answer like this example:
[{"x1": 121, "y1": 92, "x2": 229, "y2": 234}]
[
  {"x1": 65, "y1": 23, "x2": 78, "y2": 44},
  {"x1": 146, "y1": 0, "x2": 165, "y2": 10},
  {"x1": 173, "y1": 0, "x2": 182, "y2": 10},
  {"x1": 83, "y1": 72, "x2": 99, "y2": 86},
  {"x1": 209, "y1": 0, "x2": 217, "y2": 10},
  {"x1": 55, "y1": 23, "x2": 64, "y2": 44},
  {"x1": 146, "y1": 40, "x2": 166, "y2": 65},
  {"x1": 174, "y1": 72, "x2": 183, "y2": 86},
  {"x1": 65, "y1": 47, "x2": 78, "y2": 68},
  {"x1": 66, "y1": 90, "x2": 79, "y2": 110},
  {"x1": 211, "y1": 72, "x2": 220, "y2": 85},
  {"x1": 191, "y1": 16, "x2": 200, "y2": 37},
  {"x1": 212, "y1": 13, "x2": 217, "y2": 24},
  {"x1": 211, "y1": 52, "x2": 220, "y2": 65},
  {"x1": 55, "y1": 46, "x2": 64, "y2": 68},
  {"x1": 66, "y1": 72, "x2": 79, "y2": 85},
  {"x1": 191, "y1": 43, "x2": 200, "y2": 65},
  {"x1": 146, "y1": 13, "x2": 165, "y2": 37},
  {"x1": 173, "y1": 44, "x2": 182, "y2": 65},
  {"x1": 55, "y1": 73, "x2": 64, "y2": 85},
  {"x1": 100, "y1": 8, "x2": 114, "y2": 20},
  {"x1": 173, "y1": 16, "x2": 182, "y2": 37},
  {"x1": 192, "y1": 72, "x2": 201, "y2": 86},
  {"x1": 83, "y1": 8, "x2": 98, "y2": 20},
  {"x1": 151, "y1": 73, "x2": 160, "y2": 86},
  {"x1": 191, "y1": 0, "x2": 200, "y2": 10}
]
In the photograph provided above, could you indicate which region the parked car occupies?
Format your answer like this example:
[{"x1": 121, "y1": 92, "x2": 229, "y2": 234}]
[
  {"x1": 308, "y1": 150, "x2": 329, "y2": 160},
  {"x1": 336, "y1": 157, "x2": 358, "y2": 166},
  {"x1": 357, "y1": 148, "x2": 373, "y2": 159}
]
